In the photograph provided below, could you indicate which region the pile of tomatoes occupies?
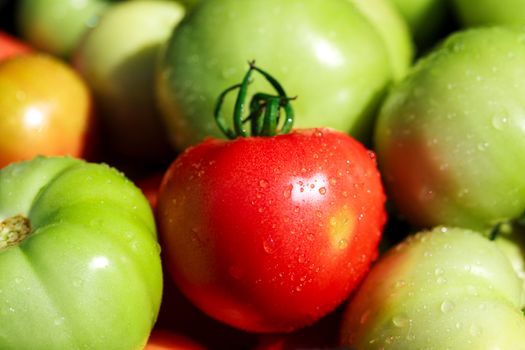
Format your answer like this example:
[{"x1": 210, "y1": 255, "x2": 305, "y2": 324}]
[{"x1": 1, "y1": 0, "x2": 525, "y2": 349}]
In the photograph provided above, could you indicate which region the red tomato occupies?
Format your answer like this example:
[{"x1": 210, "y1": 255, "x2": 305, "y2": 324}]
[
  {"x1": 145, "y1": 329, "x2": 205, "y2": 350},
  {"x1": 157, "y1": 128, "x2": 386, "y2": 333},
  {"x1": 0, "y1": 31, "x2": 32, "y2": 61},
  {"x1": 0, "y1": 53, "x2": 96, "y2": 168}
]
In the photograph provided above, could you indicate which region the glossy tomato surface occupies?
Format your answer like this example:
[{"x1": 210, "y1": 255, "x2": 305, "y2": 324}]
[
  {"x1": 340, "y1": 227, "x2": 525, "y2": 349},
  {"x1": 375, "y1": 27, "x2": 525, "y2": 232},
  {"x1": 0, "y1": 53, "x2": 95, "y2": 169},
  {"x1": 157, "y1": 128, "x2": 386, "y2": 332},
  {"x1": 157, "y1": 0, "x2": 392, "y2": 150},
  {"x1": 0, "y1": 156, "x2": 163, "y2": 349}
]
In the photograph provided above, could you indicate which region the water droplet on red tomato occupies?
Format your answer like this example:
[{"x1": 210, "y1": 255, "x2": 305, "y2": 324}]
[
  {"x1": 318, "y1": 187, "x2": 326, "y2": 195},
  {"x1": 263, "y1": 236, "x2": 277, "y2": 254}
]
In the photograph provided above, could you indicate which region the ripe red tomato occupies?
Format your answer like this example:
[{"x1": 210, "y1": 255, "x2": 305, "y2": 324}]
[
  {"x1": 0, "y1": 31, "x2": 32, "y2": 61},
  {"x1": 157, "y1": 126, "x2": 386, "y2": 332}
]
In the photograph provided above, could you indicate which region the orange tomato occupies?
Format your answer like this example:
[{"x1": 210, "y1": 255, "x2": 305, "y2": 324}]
[{"x1": 0, "y1": 53, "x2": 96, "y2": 168}]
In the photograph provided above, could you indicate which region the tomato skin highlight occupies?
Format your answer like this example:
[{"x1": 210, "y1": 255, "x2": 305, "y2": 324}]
[
  {"x1": 157, "y1": 128, "x2": 386, "y2": 332},
  {"x1": 0, "y1": 54, "x2": 96, "y2": 168}
]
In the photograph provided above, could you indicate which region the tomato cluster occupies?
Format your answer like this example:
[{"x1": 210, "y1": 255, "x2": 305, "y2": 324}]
[{"x1": 1, "y1": 0, "x2": 525, "y2": 349}]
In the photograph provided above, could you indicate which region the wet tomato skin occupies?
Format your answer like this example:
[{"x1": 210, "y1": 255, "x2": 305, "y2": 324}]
[{"x1": 157, "y1": 128, "x2": 386, "y2": 333}]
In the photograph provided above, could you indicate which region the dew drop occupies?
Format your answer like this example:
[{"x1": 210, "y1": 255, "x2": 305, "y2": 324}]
[
  {"x1": 360, "y1": 309, "x2": 371, "y2": 324},
  {"x1": 492, "y1": 113, "x2": 509, "y2": 130},
  {"x1": 394, "y1": 280, "x2": 406, "y2": 289},
  {"x1": 469, "y1": 324, "x2": 481, "y2": 337},
  {"x1": 338, "y1": 239, "x2": 348, "y2": 249},
  {"x1": 477, "y1": 142, "x2": 489, "y2": 151},
  {"x1": 392, "y1": 314, "x2": 409, "y2": 328},
  {"x1": 319, "y1": 187, "x2": 327, "y2": 195},
  {"x1": 54, "y1": 317, "x2": 65, "y2": 326},
  {"x1": 440, "y1": 300, "x2": 454, "y2": 313},
  {"x1": 263, "y1": 237, "x2": 277, "y2": 254}
]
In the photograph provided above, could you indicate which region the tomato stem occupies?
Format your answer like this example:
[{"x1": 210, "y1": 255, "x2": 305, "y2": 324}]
[
  {"x1": 0, "y1": 214, "x2": 31, "y2": 251},
  {"x1": 214, "y1": 60, "x2": 295, "y2": 138}
]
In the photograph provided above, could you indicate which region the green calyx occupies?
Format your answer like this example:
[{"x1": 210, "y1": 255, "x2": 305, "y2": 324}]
[
  {"x1": 214, "y1": 60, "x2": 296, "y2": 139},
  {"x1": 0, "y1": 215, "x2": 31, "y2": 251}
]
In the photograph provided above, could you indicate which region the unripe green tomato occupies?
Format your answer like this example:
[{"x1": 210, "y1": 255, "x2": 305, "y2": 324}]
[
  {"x1": 375, "y1": 27, "x2": 525, "y2": 232},
  {"x1": 157, "y1": 0, "x2": 392, "y2": 150},
  {"x1": 17, "y1": 0, "x2": 112, "y2": 57},
  {"x1": 74, "y1": 0, "x2": 185, "y2": 162},
  {"x1": 0, "y1": 156, "x2": 163, "y2": 349},
  {"x1": 351, "y1": 0, "x2": 414, "y2": 81},
  {"x1": 340, "y1": 227, "x2": 525, "y2": 349}
]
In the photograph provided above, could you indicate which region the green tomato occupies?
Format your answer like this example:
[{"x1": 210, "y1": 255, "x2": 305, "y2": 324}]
[
  {"x1": 451, "y1": 0, "x2": 525, "y2": 27},
  {"x1": 74, "y1": 0, "x2": 185, "y2": 162},
  {"x1": 17, "y1": 0, "x2": 113, "y2": 58},
  {"x1": 0, "y1": 156, "x2": 162, "y2": 350},
  {"x1": 340, "y1": 227, "x2": 525, "y2": 349},
  {"x1": 351, "y1": 0, "x2": 414, "y2": 81},
  {"x1": 375, "y1": 27, "x2": 525, "y2": 232},
  {"x1": 157, "y1": 0, "x2": 392, "y2": 150}
]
